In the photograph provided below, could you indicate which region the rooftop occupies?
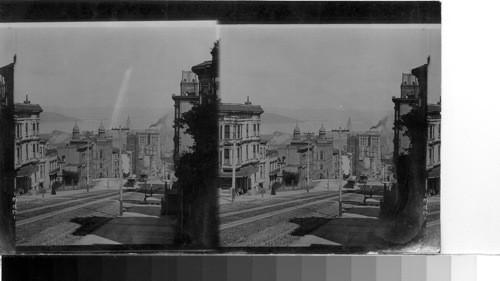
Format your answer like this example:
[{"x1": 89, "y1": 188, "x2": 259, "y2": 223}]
[
  {"x1": 220, "y1": 103, "x2": 264, "y2": 114},
  {"x1": 14, "y1": 103, "x2": 43, "y2": 114},
  {"x1": 192, "y1": 60, "x2": 212, "y2": 69},
  {"x1": 401, "y1": 73, "x2": 419, "y2": 86}
]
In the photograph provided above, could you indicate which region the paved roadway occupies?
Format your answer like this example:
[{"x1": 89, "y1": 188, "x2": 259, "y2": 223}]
[
  {"x1": 219, "y1": 190, "x2": 440, "y2": 248},
  {"x1": 16, "y1": 190, "x2": 159, "y2": 246}
]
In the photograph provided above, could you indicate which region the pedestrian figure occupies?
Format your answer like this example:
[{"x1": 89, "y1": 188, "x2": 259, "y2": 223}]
[{"x1": 40, "y1": 184, "x2": 45, "y2": 198}]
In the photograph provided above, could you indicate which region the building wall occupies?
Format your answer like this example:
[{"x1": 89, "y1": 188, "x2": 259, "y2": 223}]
[
  {"x1": 427, "y1": 117, "x2": 441, "y2": 168},
  {"x1": 218, "y1": 107, "x2": 263, "y2": 191},
  {"x1": 14, "y1": 106, "x2": 42, "y2": 193}
]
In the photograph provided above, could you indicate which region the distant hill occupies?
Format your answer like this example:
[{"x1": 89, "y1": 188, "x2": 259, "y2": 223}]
[
  {"x1": 261, "y1": 112, "x2": 298, "y2": 124},
  {"x1": 40, "y1": 111, "x2": 82, "y2": 123}
]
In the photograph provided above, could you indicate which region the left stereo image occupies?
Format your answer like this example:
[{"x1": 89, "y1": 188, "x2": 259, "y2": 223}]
[{"x1": 0, "y1": 22, "x2": 220, "y2": 253}]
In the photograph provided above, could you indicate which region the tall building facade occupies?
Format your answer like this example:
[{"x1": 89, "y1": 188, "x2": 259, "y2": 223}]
[
  {"x1": 14, "y1": 96, "x2": 43, "y2": 194},
  {"x1": 126, "y1": 132, "x2": 139, "y2": 175},
  {"x1": 172, "y1": 70, "x2": 200, "y2": 164},
  {"x1": 172, "y1": 41, "x2": 219, "y2": 169},
  {"x1": 137, "y1": 129, "x2": 161, "y2": 176},
  {"x1": 392, "y1": 63, "x2": 438, "y2": 195},
  {"x1": 90, "y1": 124, "x2": 113, "y2": 179},
  {"x1": 392, "y1": 73, "x2": 421, "y2": 159},
  {"x1": 427, "y1": 103, "x2": 441, "y2": 194},
  {"x1": 218, "y1": 99, "x2": 264, "y2": 192},
  {"x1": 352, "y1": 132, "x2": 381, "y2": 179}
]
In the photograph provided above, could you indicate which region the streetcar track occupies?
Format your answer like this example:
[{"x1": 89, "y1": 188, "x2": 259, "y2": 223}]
[
  {"x1": 18, "y1": 190, "x2": 120, "y2": 215},
  {"x1": 220, "y1": 195, "x2": 340, "y2": 230},
  {"x1": 220, "y1": 192, "x2": 340, "y2": 218},
  {"x1": 16, "y1": 194, "x2": 122, "y2": 226}
]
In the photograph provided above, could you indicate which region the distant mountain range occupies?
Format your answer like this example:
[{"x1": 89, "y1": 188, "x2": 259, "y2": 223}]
[
  {"x1": 40, "y1": 111, "x2": 82, "y2": 123},
  {"x1": 260, "y1": 112, "x2": 298, "y2": 124}
]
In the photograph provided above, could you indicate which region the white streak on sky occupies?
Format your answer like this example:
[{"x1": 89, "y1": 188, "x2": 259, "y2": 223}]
[{"x1": 110, "y1": 67, "x2": 132, "y2": 129}]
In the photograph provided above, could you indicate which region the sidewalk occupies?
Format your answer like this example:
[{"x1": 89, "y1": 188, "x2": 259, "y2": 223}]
[
  {"x1": 16, "y1": 178, "x2": 123, "y2": 202},
  {"x1": 75, "y1": 200, "x2": 176, "y2": 245},
  {"x1": 292, "y1": 194, "x2": 391, "y2": 250},
  {"x1": 219, "y1": 179, "x2": 342, "y2": 205}
]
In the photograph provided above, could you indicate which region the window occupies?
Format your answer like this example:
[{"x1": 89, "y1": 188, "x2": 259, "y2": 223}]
[
  {"x1": 438, "y1": 124, "x2": 441, "y2": 138},
  {"x1": 253, "y1": 145, "x2": 256, "y2": 158},
  {"x1": 320, "y1": 163, "x2": 323, "y2": 170},
  {"x1": 360, "y1": 137, "x2": 367, "y2": 147},
  {"x1": 25, "y1": 123, "x2": 28, "y2": 136},
  {"x1": 246, "y1": 124, "x2": 249, "y2": 137},
  {"x1": 99, "y1": 149, "x2": 103, "y2": 159},
  {"x1": 253, "y1": 124, "x2": 256, "y2": 136},
  {"x1": 438, "y1": 145, "x2": 440, "y2": 161},
  {"x1": 32, "y1": 144, "x2": 36, "y2": 157},
  {"x1": 224, "y1": 149, "x2": 230, "y2": 165},
  {"x1": 224, "y1": 125, "x2": 230, "y2": 139},
  {"x1": 219, "y1": 126, "x2": 222, "y2": 140},
  {"x1": 260, "y1": 166, "x2": 263, "y2": 178},
  {"x1": 219, "y1": 150, "x2": 222, "y2": 167},
  {"x1": 33, "y1": 123, "x2": 36, "y2": 134},
  {"x1": 429, "y1": 148, "x2": 433, "y2": 164},
  {"x1": 320, "y1": 151, "x2": 324, "y2": 160}
]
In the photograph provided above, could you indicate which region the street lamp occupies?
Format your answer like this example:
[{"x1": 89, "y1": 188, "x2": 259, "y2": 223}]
[{"x1": 228, "y1": 116, "x2": 238, "y2": 202}]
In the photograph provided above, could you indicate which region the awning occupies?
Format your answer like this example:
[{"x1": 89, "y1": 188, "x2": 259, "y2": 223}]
[
  {"x1": 428, "y1": 167, "x2": 440, "y2": 179},
  {"x1": 16, "y1": 163, "x2": 39, "y2": 177},
  {"x1": 219, "y1": 165, "x2": 259, "y2": 178},
  {"x1": 269, "y1": 169, "x2": 280, "y2": 176}
]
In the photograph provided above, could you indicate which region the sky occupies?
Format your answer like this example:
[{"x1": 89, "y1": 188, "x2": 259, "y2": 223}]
[
  {"x1": 220, "y1": 25, "x2": 441, "y2": 112},
  {"x1": 0, "y1": 22, "x2": 218, "y2": 110}
]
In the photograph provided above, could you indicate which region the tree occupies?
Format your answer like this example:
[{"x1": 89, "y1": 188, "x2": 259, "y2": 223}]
[
  {"x1": 174, "y1": 95, "x2": 219, "y2": 247},
  {"x1": 387, "y1": 62, "x2": 429, "y2": 244}
]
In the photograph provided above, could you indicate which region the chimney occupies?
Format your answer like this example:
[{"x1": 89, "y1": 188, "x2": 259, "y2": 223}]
[
  {"x1": 23, "y1": 95, "x2": 30, "y2": 104},
  {"x1": 245, "y1": 96, "x2": 252, "y2": 105}
]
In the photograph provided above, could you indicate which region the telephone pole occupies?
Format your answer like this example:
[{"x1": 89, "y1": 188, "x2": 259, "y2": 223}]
[
  {"x1": 231, "y1": 117, "x2": 237, "y2": 202},
  {"x1": 112, "y1": 124, "x2": 129, "y2": 216},
  {"x1": 332, "y1": 126, "x2": 349, "y2": 217}
]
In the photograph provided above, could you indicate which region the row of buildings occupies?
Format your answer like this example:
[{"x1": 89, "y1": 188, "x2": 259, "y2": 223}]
[
  {"x1": 12, "y1": 94, "x2": 164, "y2": 193},
  {"x1": 277, "y1": 122, "x2": 383, "y2": 187}
]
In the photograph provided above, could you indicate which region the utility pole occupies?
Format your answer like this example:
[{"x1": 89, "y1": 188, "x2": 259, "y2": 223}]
[
  {"x1": 86, "y1": 138, "x2": 90, "y2": 191},
  {"x1": 112, "y1": 124, "x2": 129, "y2": 216},
  {"x1": 307, "y1": 142, "x2": 311, "y2": 192},
  {"x1": 332, "y1": 126, "x2": 349, "y2": 217},
  {"x1": 231, "y1": 117, "x2": 237, "y2": 202}
]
